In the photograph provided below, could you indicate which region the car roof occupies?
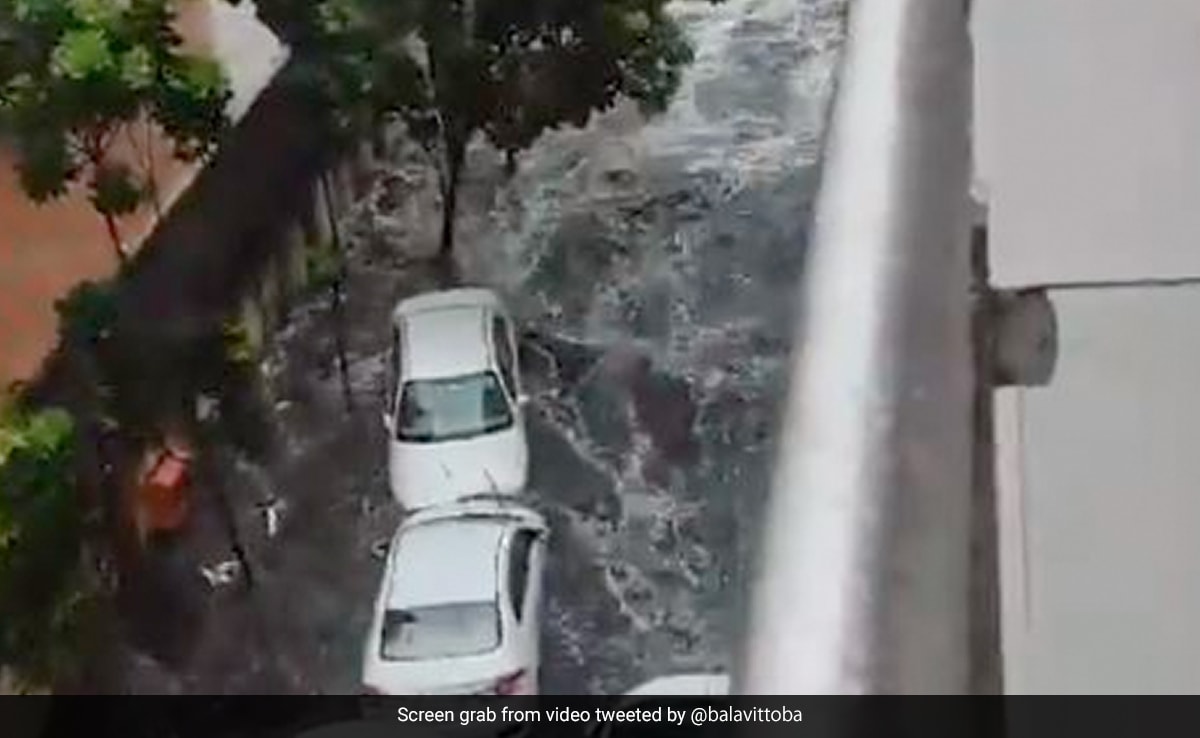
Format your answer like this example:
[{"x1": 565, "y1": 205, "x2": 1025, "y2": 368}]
[
  {"x1": 393, "y1": 287, "x2": 502, "y2": 318},
  {"x1": 385, "y1": 518, "x2": 506, "y2": 610},
  {"x1": 398, "y1": 306, "x2": 492, "y2": 380}
]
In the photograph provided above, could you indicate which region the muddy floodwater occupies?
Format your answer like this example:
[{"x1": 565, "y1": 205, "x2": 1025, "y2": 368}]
[{"x1": 476, "y1": 0, "x2": 847, "y2": 693}]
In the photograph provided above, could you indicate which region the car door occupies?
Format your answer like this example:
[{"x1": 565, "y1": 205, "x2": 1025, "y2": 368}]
[
  {"x1": 505, "y1": 526, "x2": 545, "y2": 670},
  {"x1": 491, "y1": 312, "x2": 522, "y2": 408},
  {"x1": 384, "y1": 327, "x2": 402, "y2": 433},
  {"x1": 523, "y1": 527, "x2": 547, "y2": 665}
]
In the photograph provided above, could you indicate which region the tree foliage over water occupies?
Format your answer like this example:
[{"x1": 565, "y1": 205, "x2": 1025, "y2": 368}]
[
  {"x1": 247, "y1": 0, "x2": 710, "y2": 259},
  {"x1": 1, "y1": 0, "x2": 709, "y2": 263},
  {"x1": 0, "y1": 401, "x2": 88, "y2": 690}
]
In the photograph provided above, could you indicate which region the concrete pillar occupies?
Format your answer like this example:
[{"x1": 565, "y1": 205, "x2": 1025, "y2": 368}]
[
  {"x1": 283, "y1": 221, "x2": 309, "y2": 294},
  {"x1": 257, "y1": 253, "x2": 283, "y2": 334},
  {"x1": 239, "y1": 295, "x2": 266, "y2": 358},
  {"x1": 311, "y1": 175, "x2": 334, "y2": 248},
  {"x1": 355, "y1": 138, "x2": 376, "y2": 197},
  {"x1": 335, "y1": 157, "x2": 356, "y2": 213}
]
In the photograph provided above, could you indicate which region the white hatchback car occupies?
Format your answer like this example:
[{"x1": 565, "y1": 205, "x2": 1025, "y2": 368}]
[
  {"x1": 383, "y1": 288, "x2": 529, "y2": 509},
  {"x1": 361, "y1": 498, "x2": 548, "y2": 695}
]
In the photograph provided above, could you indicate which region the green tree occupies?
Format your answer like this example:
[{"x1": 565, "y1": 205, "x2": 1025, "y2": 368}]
[
  {"x1": 247, "y1": 0, "x2": 707, "y2": 263},
  {"x1": 0, "y1": 401, "x2": 89, "y2": 691},
  {"x1": 0, "y1": 0, "x2": 232, "y2": 263},
  {"x1": 233, "y1": 0, "x2": 426, "y2": 404}
]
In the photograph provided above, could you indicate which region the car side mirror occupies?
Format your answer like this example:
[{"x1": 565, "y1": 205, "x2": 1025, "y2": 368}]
[{"x1": 517, "y1": 394, "x2": 530, "y2": 408}]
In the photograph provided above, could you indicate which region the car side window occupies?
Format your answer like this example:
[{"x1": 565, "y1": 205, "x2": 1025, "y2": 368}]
[
  {"x1": 492, "y1": 315, "x2": 517, "y2": 399},
  {"x1": 507, "y1": 530, "x2": 536, "y2": 621}
]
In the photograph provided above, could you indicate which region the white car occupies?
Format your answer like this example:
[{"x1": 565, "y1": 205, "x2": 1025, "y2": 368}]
[
  {"x1": 383, "y1": 288, "x2": 529, "y2": 509},
  {"x1": 624, "y1": 674, "x2": 730, "y2": 695},
  {"x1": 361, "y1": 498, "x2": 548, "y2": 695}
]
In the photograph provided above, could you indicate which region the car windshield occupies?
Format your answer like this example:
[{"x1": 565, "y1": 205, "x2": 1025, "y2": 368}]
[
  {"x1": 396, "y1": 372, "x2": 513, "y2": 442},
  {"x1": 380, "y1": 602, "x2": 500, "y2": 661}
]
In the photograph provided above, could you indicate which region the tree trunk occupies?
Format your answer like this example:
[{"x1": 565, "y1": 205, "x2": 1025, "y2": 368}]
[
  {"x1": 438, "y1": 181, "x2": 458, "y2": 260},
  {"x1": 438, "y1": 142, "x2": 465, "y2": 263},
  {"x1": 464, "y1": 0, "x2": 476, "y2": 39},
  {"x1": 320, "y1": 172, "x2": 354, "y2": 414},
  {"x1": 145, "y1": 122, "x2": 164, "y2": 220},
  {"x1": 102, "y1": 214, "x2": 126, "y2": 265}
]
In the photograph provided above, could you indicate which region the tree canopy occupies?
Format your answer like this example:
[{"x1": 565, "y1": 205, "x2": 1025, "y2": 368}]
[
  {"x1": 0, "y1": 401, "x2": 86, "y2": 690},
  {"x1": 0, "y1": 0, "x2": 232, "y2": 261},
  {"x1": 245, "y1": 0, "x2": 708, "y2": 258}
]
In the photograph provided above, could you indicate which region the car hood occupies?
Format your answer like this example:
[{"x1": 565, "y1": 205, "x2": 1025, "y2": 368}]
[{"x1": 388, "y1": 425, "x2": 528, "y2": 509}]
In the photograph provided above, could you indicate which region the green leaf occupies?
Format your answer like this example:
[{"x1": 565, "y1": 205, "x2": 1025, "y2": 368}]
[
  {"x1": 22, "y1": 409, "x2": 73, "y2": 454},
  {"x1": 0, "y1": 429, "x2": 25, "y2": 468},
  {"x1": 15, "y1": 130, "x2": 75, "y2": 202},
  {"x1": 180, "y1": 56, "x2": 225, "y2": 97},
  {"x1": 0, "y1": 401, "x2": 84, "y2": 688},
  {"x1": 154, "y1": 56, "x2": 229, "y2": 159},
  {"x1": 13, "y1": 0, "x2": 64, "y2": 24},
  {"x1": 119, "y1": 45, "x2": 153, "y2": 89},
  {"x1": 221, "y1": 318, "x2": 258, "y2": 366},
  {"x1": 51, "y1": 28, "x2": 114, "y2": 79},
  {"x1": 67, "y1": 0, "x2": 127, "y2": 27},
  {"x1": 318, "y1": 0, "x2": 366, "y2": 35},
  {"x1": 624, "y1": 10, "x2": 652, "y2": 34},
  {"x1": 88, "y1": 162, "x2": 144, "y2": 216},
  {"x1": 54, "y1": 279, "x2": 118, "y2": 346},
  {"x1": 0, "y1": 73, "x2": 38, "y2": 113}
]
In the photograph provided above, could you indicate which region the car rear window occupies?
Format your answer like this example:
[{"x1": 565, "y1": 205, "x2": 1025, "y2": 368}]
[{"x1": 380, "y1": 602, "x2": 500, "y2": 661}]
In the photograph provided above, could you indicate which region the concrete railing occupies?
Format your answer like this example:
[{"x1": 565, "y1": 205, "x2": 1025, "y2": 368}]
[{"x1": 737, "y1": 0, "x2": 975, "y2": 693}]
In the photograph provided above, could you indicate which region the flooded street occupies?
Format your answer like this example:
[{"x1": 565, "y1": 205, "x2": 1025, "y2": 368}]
[
  {"x1": 115, "y1": 0, "x2": 847, "y2": 695},
  {"x1": 475, "y1": 0, "x2": 847, "y2": 693}
]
